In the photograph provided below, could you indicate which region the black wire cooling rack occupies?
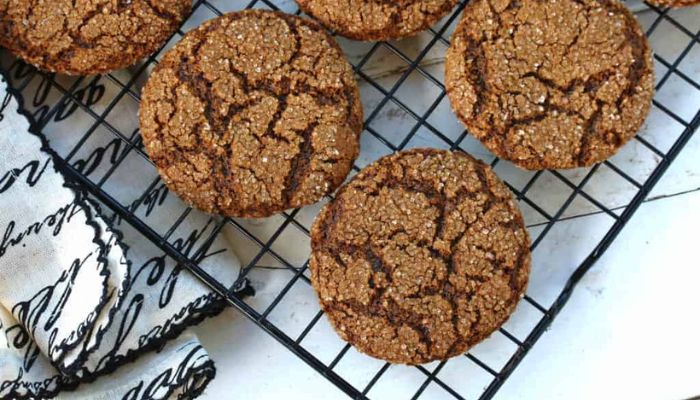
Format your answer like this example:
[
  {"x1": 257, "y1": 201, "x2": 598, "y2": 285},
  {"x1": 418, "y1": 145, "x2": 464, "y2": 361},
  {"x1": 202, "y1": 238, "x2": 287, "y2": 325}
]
[{"x1": 2, "y1": 0, "x2": 699, "y2": 398}]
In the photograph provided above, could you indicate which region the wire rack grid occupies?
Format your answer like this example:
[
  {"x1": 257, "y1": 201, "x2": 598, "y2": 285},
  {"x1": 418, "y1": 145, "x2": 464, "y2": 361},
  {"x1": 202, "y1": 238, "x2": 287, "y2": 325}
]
[{"x1": 1, "y1": 0, "x2": 699, "y2": 398}]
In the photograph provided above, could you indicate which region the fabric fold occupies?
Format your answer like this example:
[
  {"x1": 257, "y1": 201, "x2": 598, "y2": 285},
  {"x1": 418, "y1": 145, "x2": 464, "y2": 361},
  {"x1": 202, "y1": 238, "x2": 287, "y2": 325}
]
[{"x1": 0, "y1": 66, "x2": 240, "y2": 399}]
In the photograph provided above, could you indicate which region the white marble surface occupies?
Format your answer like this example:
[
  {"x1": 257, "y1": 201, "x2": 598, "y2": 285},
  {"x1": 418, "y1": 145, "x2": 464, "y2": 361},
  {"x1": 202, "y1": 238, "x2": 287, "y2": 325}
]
[{"x1": 495, "y1": 193, "x2": 700, "y2": 400}]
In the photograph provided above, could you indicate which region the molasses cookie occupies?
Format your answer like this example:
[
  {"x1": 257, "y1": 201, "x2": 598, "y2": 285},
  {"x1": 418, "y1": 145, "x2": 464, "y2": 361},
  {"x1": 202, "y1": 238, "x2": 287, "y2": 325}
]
[
  {"x1": 310, "y1": 149, "x2": 531, "y2": 364},
  {"x1": 140, "y1": 10, "x2": 363, "y2": 218},
  {"x1": 296, "y1": 0, "x2": 460, "y2": 41},
  {"x1": 0, "y1": 0, "x2": 191, "y2": 75},
  {"x1": 445, "y1": 0, "x2": 654, "y2": 170}
]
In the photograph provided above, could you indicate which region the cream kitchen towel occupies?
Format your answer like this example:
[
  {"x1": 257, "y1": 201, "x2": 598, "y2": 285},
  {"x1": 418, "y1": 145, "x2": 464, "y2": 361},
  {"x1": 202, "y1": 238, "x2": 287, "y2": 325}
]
[{"x1": 0, "y1": 69, "x2": 240, "y2": 399}]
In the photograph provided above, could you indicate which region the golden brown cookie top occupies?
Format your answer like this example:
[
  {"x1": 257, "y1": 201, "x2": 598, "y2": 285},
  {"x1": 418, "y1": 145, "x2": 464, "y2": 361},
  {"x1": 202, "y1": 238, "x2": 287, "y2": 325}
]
[
  {"x1": 0, "y1": 1, "x2": 9, "y2": 49},
  {"x1": 445, "y1": 0, "x2": 654, "y2": 170},
  {"x1": 140, "y1": 10, "x2": 363, "y2": 218},
  {"x1": 0, "y1": 0, "x2": 191, "y2": 75},
  {"x1": 296, "y1": 0, "x2": 459, "y2": 41},
  {"x1": 310, "y1": 149, "x2": 530, "y2": 364}
]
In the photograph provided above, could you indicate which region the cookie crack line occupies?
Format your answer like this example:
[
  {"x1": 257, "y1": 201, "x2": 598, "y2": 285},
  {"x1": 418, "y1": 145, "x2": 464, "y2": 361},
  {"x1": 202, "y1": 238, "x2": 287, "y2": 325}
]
[
  {"x1": 144, "y1": 0, "x2": 182, "y2": 21},
  {"x1": 190, "y1": 11, "x2": 348, "y2": 105},
  {"x1": 462, "y1": 38, "x2": 628, "y2": 155},
  {"x1": 140, "y1": 10, "x2": 362, "y2": 218},
  {"x1": 282, "y1": 121, "x2": 319, "y2": 204},
  {"x1": 311, "y1": 149, "x2": 531, "y2": 364},
  {"x1": 178, "y1": 14, "x2": 352, "y2": 126},
  {"x1": 172, "y1": 17, "x2": 274, "y2": 214}
]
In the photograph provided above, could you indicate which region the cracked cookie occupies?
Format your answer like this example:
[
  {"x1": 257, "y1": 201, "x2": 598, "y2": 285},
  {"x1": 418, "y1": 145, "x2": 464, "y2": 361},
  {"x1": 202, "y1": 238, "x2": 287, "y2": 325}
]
[
  {"x1": 0, "y1": 0, "x2": 190, "y2": 75},
  {"x1": 445, "y1": 0, "x2": 654, "y2": 170},
  {"x1": 296, "y1": 0, "x2": 460, "y2": 41},
  {"x1": 140, "y1": 10, "x2": 363, "y2": 218},
  {"x1": 310, "y1": 149, "x2": 531, "y2": 364}
]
